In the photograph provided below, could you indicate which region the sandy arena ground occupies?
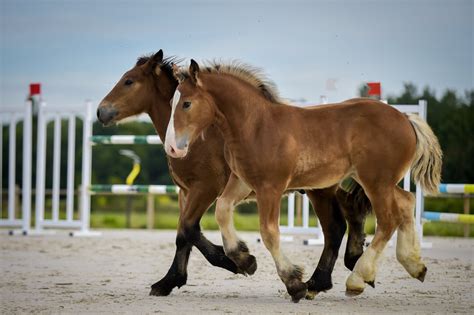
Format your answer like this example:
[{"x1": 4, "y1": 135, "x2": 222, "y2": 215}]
[{"x1": 1, "y1": 230, "x2": 473, "y2": 314}]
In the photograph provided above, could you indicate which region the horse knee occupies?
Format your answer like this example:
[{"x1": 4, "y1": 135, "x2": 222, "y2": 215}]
[
  {"x1": 333, "y1": 213, "x2": 347, "y2": 240},
  {"x1": 259, "y1": 224, "x2": 279, "y2": 250},
  {"x1": 324, "y1": 200, "x2": 347, "y2": 246},
  {"x1": 181, "y1": 222, "x2": 201, "y2": 245}
]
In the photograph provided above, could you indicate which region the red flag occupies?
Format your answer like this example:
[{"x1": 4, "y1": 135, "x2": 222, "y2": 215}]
[
  {"x1": 367, "y1": 82, "x2": 381, "y2": 96},
  {"x1": 30, "y1": 83, "x2": 41, "y2": 96}
]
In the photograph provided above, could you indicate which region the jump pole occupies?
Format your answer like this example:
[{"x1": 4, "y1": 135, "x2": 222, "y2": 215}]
[
  {"x1": 72, "y1": 101, "x2": 101, "y2": 237},
  {"x1": 7, "y1": 98, "x2": 34, "y2": 235}
]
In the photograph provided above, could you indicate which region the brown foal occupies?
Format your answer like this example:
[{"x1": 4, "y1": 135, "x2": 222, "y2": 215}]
[
  {"x1": 166, "y1": 60, "x2": 442, "y2": 302},
  {"x1": 97, "y1": 51, "x2": 370, "y2": 298}
]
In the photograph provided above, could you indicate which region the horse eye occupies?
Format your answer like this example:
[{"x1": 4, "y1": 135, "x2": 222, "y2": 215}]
[
  {"x1": 124, "y1": 79, "x2": 134, "y2": 86},
  {"x1": 182, "y1": 101, "x2": 191, "y2": 110}
]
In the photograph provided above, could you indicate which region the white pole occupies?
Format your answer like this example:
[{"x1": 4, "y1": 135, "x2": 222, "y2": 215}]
[
  {"x1": 8, "y1": 116, "x2": 17, "y2": 221},
  {"x1": 52, "y1": 115, "x2": 61, "y2": 222},
  {"x1": 302, "y1": 193, "x2": 309, "y2": 228},
  {"x1": 287, "y1": 193, "x2": 295, "y2": 228},
  {"x1": 80, "y1": 102, "x2": 93, "y2": 233},
  {"x1": 0, "y1": 120, "x2": 3, "y2": 218},
  {"x1": 415, "y1": 183, "x2": 424, "y2": 241},
  {"x1": 35, "y1": 102, "x2": 47, "y2": 232},
  {"x1": 66, "y1": 114, "x2": 76, "y2": 222},
  {"x1": 416, "y1": 99, "x2": 428, "y2": 244},
  {"x1": 21, "y1": 100, "x2": 33, "y2": 233},
  {"x1": 403, "y1": 170, "x2": 410, "y2": 191}
]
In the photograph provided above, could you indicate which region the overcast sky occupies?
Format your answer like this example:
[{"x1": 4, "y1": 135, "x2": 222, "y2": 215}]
[{"x1": 1, "y1": 0, "x2": 472, "y2": 109}]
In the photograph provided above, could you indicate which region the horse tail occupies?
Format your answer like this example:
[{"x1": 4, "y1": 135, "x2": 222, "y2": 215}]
[{"x1": 407, "y1": 114, "x2": 443, "y2": 195}]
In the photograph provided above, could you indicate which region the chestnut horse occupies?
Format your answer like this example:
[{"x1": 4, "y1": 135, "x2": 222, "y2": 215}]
[
  {"x1": 97, "y1": 50, "x2": 370, "y2": 298},
  {"x1": 166, "y1": 60, "x2": 442, "y2": 302}
]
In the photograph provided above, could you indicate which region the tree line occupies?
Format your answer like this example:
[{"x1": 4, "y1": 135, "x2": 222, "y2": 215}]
[{"x1": 2, "y1": 84, "x2": 473, "y2": 191}]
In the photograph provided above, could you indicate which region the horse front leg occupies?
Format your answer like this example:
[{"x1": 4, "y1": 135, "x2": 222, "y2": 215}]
[
  {"x1": 150, "y1": 188, "x2": 242, "y2": 296},
  {"x1": 215, "y1": 174, "x2": 257, "y2": 275},
  {"x1": 257, "y1": 185, "x2": 307, "y2": 303}
]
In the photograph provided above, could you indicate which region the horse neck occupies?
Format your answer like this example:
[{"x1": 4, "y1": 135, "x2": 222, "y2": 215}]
[
  {"x1": 147, "y1": 76, "x2": 177, "y2": 141},
  {"x1": 205, "y1": 74, "x2": 272, "y2": 141}
]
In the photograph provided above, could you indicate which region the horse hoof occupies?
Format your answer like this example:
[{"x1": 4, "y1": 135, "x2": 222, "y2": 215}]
[
  {"x1": 291, "y1": 290, "x2": 307, "y2": 303},
  {"x1": 149, "y1": 285, "x2": 172, "y2": 296},
  {"x1": 244, "y1": 255, "x2": 258, "y2": 275},
  {"x1": 346, "y1": 272, "x2": 366, "y2": 295},
  {"x1": 305, "y1": 290, "x2": 318, "y2": 300},
  {"x1": 416, "y1": 265, "x2": 427, "y2": 282},
  {"x1": 345, "y1": 288, "x2": 364, "y2": 297},
  {"x1": 306, "y1": 272, "x2": 333, "y2": 293},
  {"x1": 366, "y1": 280, "x2": 375, "y2": 288},
  {"x1": 288, "y1": 281, "x2": 307, "y2": 303}
]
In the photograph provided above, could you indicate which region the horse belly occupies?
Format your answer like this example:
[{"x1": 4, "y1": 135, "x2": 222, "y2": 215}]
[{"x1": 289, "y1": 155, "x2": 351, "y2": 190}]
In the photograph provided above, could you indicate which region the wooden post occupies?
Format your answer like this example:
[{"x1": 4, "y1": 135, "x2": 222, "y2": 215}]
[
  {"x1": 78, "y1": 185, "x2": 83, "y2": 220},
  {"x1": 296, "y1": 193, "x2": 302, "y2": 226},
  {"x1": 125, "y1": 196, "x2": 132, "y2": 228},
  {"x1": 15, "y1": 185, "x2": 21, "y2": 218},
  {"x1": 147, "y1": 194, "x2": 155, "y2": 230},
  {"x1": 464, "y1": 194, "x2": 470, "y2": 238}
]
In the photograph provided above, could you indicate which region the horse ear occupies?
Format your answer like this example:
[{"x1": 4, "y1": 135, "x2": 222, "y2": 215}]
[
  {"x1": 150, "y1": 49, "x2": 164, "y2": 76},
  {"x1": 189, "y1": 59, "x2": 200, "y2": 83},
  {"x1": 171, "y1": 63, "x2": 182, "y2": 82},
  {"x1": 152, "y1": 49, "x2": 164, "y2": 63}
]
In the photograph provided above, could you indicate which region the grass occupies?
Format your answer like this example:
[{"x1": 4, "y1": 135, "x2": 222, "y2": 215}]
[
  {"x1": 3, "y1": 194, "x2": 472, "y2": 237},
  {"x1": 90, "y1": 209, "x2": 474, "y2": 237}
]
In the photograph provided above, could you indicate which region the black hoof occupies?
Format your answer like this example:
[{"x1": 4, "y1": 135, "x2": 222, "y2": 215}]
[
  {"x1": 306, "y1": 269, "x2": 333, "y2": 293},
  {"x1": 366, "y1": 280, "x2": 375, "y2": 288},
  {"x1": 417, "y1": 266, "x2": 427, "y2": 282},
  {"x1": 289, "y1": 282, "x2": 307, "y2": 303},
  {"x1": 242, "y1": 255, "x2": 257, "y2": 275},
  {"x1": 227, "y1": 241, "x2": 258, "y2": 276},
  {"x1": 285, "y1": 266, "x2": 307, "y2": 303},
  {"x1": 149, "y1": 274, "x2": 187, "y2": 297},
  {"x1": 150, "y1": 282, "x2": 173, "y2": 296}
]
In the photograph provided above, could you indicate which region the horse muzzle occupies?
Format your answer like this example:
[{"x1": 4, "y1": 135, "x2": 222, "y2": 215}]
[
  {"x1": 97, "y1": 104, "x2": 118, "y2": 126},
  {"x1": 165, "y1": 135, "x2": 189, "y2": 158}
]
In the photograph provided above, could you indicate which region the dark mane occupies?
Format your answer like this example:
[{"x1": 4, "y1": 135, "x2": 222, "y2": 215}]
[
  {"x1": 179, "y1": 61, "x2": 281, "y2": 103},
  {"x1": 136, "y1": 54, "x2": 182, "y2": 80}
]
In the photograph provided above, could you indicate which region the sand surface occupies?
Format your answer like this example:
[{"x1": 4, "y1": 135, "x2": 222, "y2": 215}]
[{"x1": 1, "y1": 230, "x2": 473, "y2": 314}]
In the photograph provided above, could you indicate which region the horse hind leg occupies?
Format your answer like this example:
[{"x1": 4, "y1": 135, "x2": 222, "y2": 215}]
[
  {"x1": 305, "y1": 188, "x2": 346, "y2": 299},
  {"x1": 337, "y1": 183, "x2": 371, "y2": 271},
  {"x1": 395, "y1": 187, "x2": 427, "y2": 282},
  {"x1": 215, "y1": 175, "x2": 257, "y2": 275},
  {"x1": 346, "y1": 186, "x2": 400, "y2": 295}
]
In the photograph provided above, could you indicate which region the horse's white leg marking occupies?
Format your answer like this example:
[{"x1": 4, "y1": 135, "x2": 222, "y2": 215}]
[
  {"x1": 270, "y1": 246, "x2": 299, "y2": 281},
  {"x1": 215, "y1": 175, "x2": 251, "y2": 255},
  {"x1": 346, "y1": 246, "x2": 379, "y2": 291},
  {"x1": 396, "y1": 220, "x2": 425, "y2": 278},
  {"x1": 215, "y1": 197, "x2": 240, "y2": 253},
  {"x1": 346, "y1": 188, "x2": 398, "y2": 293},
  {"x1": 257, "y1": 188, "x2": 306, "y2": 302}
]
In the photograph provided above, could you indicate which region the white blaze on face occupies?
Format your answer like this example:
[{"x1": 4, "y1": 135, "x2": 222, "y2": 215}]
[{"x1": 165, "y1": 89, "x2": 181, "y2": 156}]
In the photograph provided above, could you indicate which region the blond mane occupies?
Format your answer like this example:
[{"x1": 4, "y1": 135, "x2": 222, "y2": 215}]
[{"x1": 179, "y1": 61, "x2": 282, "y2": 103}]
